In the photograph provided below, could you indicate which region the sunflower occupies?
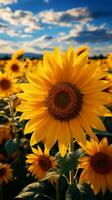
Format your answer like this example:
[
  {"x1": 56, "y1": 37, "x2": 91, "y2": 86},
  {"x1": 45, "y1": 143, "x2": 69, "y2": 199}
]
[
  {"x1": 23, "y1": 58, "x2": 32, "y2": 73},
  {"x1": 0, "y1": 124, "x2": 13, "y2": 144},
  {"x1": 100, "y1": 59, "x2": 109, "y2": 72},
  {"x1": 108, "y1": 53, "x2": 112, "y2": 69},
  {"x1": 26, "y1": 146, "x2": 56, "y2": 180},
  {"x1": 12, "y1": 49, "x2": 24, "y2": 60},
  {"x1": 5, "y1": 59, "x2": 23, "y2": 78},
  {"x1": 0, "y1": 163, "x2": 13, "y2": 184},
  {"x1": 78, "y1": 138, "x2": 112, "y2": 194},
  {"x1": 17, "y1": 46, "x2": 112, "y2": 156},
  {"x1": 102, "y1": 73, "x2": 112, "y2": 94},
  {"x1": 0, "y1": 72, "x2": 17, "y2": 98}
]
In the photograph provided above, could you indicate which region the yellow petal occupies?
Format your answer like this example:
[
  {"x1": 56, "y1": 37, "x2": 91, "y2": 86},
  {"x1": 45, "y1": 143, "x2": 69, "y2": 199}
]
[
  {"x1": 69, "y1": 118, "x2": 87, "y2": 146},
  {"x1": 81, "y1": 109, "x2": 106, "y2": 131},
  {"x1": 45, "y1": 119, "x2": 61, "y2": 150},
  {"x1": 24, "y1": 111, "x2": 48, "y2": 134},
  {"x1": 75, "y1": 51, "x2": 88, "y2": 67},
  {"x1": 58, "y1": 122, "x2": 71, "y2": 157},
  {"x1": 78, "y1": 115, "x2": 98, "y2": 142},
  {"x1": 30, "y1": 114, "x2": 52, "y2": 146}
]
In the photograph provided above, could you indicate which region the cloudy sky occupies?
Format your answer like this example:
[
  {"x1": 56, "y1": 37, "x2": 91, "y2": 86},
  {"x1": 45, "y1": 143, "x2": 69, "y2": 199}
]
[{"x1": 0, "y1": 0, "x2": 112, "y2": 55}]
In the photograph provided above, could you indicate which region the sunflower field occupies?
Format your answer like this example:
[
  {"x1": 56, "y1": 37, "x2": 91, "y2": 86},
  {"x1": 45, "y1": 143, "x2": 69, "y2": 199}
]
[{"x1": 0, "y1": 47, "x2": 112, "y2": 200}]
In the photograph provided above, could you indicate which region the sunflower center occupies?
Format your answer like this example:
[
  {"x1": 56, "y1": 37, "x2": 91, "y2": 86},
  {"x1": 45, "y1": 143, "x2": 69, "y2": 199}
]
[
  {"x1": 24, "y1": 64, "x2": 28, "y2": 68},
  {"x1": 46, "y1": 82, "x2": 83, "y2": 121},
  {"x1": 90, "y1": 152, "x2": 112, "y2": 174},
  {"x1": 0, "y1": 167, "x2": 6, "y2": 176},
  {"x1": 0, "y1": 78, "x2": 11, "y2": 90},
  {"x1": 11, "y1": 64, "x2": 19, "y2": 72},
  {"x1": 38, "y1": 155, "x2": 52, "y2": 171},
  {"x1": 55, "y1": 91, "x2": 70, "y2": 109}
]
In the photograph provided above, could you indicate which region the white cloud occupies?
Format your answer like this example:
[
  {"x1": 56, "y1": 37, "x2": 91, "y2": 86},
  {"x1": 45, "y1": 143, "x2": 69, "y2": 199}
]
[
  {"x1": 0, "y1": 7, "x2": 40, "y2": 26},
  {"x1": 0, "y1": 6, "x2": 111, "y2": 56},
  {"x1": 0, "y1": 39, "x2": 16, "y2": 53},
  {"x1": 86, "y1": 23, "x2": 106, "y2": 31},
  {"x1": 0, "y1": 0, "x2": 18, "y2": 7},
  {"x1": 0, "y1": 35, "x2": 111, "y2": 56},
  {"x1": 90, "y1": 45, "x2": 111, "y2": 56},
  {"x1": 38, "y1": 7, "x2": 92, "y2": 27},
  {"x1": 0, "y1": 7, "x2": 42, "y2": 37}
]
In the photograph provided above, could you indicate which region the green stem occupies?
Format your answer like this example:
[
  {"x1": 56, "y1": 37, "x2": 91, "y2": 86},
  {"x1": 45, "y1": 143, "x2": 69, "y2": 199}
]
[
  {"x1": 0, "y1": 183, "x2": 3, "y2": 200},
  {"x1": 56, "y1": 178, "x2": 60, "y2": 200},
  {"x1": 8, "y1": 97, "x2": 16, "y2": 135},
  {"x1": 69, "y1": 139, "x2": 74, "y2": 185},
  {"x1": 74, "y1": 168, "x2": 79, "y2": 184}
]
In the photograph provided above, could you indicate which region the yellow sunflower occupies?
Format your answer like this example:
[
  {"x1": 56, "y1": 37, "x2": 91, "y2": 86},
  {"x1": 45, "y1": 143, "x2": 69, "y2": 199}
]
[
  {"x1": 0, "y1": 72, "x2": 17, "y2": 98},
  {"x1": 78, "y1": 138, "x2": 112, "y2": 194},
  {"x1": 102, "y1": 73, "x2": 112, "y2": 94},
  {"x1": 26, "y1": 146, "x2": 56, "y2": 180},
  {"x1": 0, "y1": 163, "x2": 13, "y2": 184},
  {"x1": 12, "y1": 49, "x2": 24, "y2": 60},
  {"x1": 100, "y1": 59, "x2": 109, "y2": 72},
  {"x1": 108, "y1": 53, "x2": 112, "y2": 69},
  {"x1": 17, "y1": 46, "x2": 112, "y2": 156},
  {"x1": 5, "y1": 59, "x2": 23, "y2": 78},
  {"x1": 23, "y1": 58, "x2": 32, "y2": 73}
]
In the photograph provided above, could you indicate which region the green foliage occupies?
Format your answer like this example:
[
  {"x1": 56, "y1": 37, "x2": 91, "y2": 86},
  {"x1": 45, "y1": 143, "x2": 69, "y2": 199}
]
[
  {"x1": 16, "y1": 182, "x2": 44, "y2": 199},
  {"x1": 5, "y1": 139, "x2": 19, "y2": 156},
  {"x1": 65, "y1": 183, "x2": 97, "y2": 200},
  {"x1": 16, "y1": 181, "x2": 55, "y2": 200},
  {"x1": 41, "y1": 169, "x2": 60, "y2": 182},
  {"x1": 65, "y1": 184, "x2": 80, "y2": 200},
  {"x1": 78, "y1": 183, "x2": 97, "y2": 200},
  {"x1": 55, "y1": 148, "x2": 82, "y2": 174}
]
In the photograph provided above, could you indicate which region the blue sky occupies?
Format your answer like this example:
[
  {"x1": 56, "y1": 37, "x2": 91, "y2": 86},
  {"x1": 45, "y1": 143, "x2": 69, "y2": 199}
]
[{"x1": 0, "y1": 0, "x2": 112, "y2": 55}]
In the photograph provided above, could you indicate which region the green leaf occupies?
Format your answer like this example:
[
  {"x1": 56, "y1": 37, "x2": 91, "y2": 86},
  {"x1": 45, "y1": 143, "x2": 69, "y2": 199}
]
[
  {"x1": 56, "y1": 149, "x2": 82, "y2": 174},
  {"x1": 41, "y1": 169, "x2": 60, "y2": 182},
  {"x1": 16, "y1": 181, "x2": 55, "y2": 200},
  {"x1": 78, "y1": 183, "x2": 97, "y2": 200},
  {"x1": 5, "y1": 139, "x2": 19, "y2": 156},
  {"x1": 57, "y1": 175, "x2": 69, "y2": 200},
  {"x1": 65, "y1": 184, "x2": 81, "y2": 200},
  {"x1": 16, "y1": 182, "x2": 44, "y2": 199},
  {"x1": 93, "y1": 128, "x2": 112, "y2": 136},
  {"x1": 16, "y1": 191, "x2": 34, "y2": 200}
]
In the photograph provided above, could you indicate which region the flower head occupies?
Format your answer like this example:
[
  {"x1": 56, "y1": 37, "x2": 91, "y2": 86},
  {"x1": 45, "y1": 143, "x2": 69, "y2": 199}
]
[
  {"x1": 5, "y1": 59, "x2": 23, "y2": 78},
  {"x1": 17, "y1": 46, "x2": 112, "y2": 156},
  {"x1": 78, "y1": 138, "x2": 112, "y2": 194},
  {"x1": 0, "y1": 124, "x2": 13, "y2": 144},
  {"x1": 108, "y1": 53, "x2": 112, "y2": 69},
  {"x1": 12, "y1": 49, "x2": 24, "y2": 60},
  {"x1": 0, "y1": 72, "x2": 17, "y2": 98},
  {"x1": 23, "y1": 58, "x2": 32, "y2": 73},
  {"x1": 26, "y1": 146, "x2": 56, "y2": 180},
  {"x1": 0, "y1": 163, "x2": 13, "y2": 184}
]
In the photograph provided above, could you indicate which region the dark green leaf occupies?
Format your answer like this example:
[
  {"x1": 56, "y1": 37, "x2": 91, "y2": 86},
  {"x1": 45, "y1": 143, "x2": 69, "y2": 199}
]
[
  {"x1": 16, "y1": 191, "x2": 34, "y2": 200},
  {"x1": 41, "y1": 169, "x2": 60, "y2": 182},
  {"x1": 16, "y1": 182, "x2": 44, "y2": 199},
  {"x1": 5, "y1": 139, "x2": 19, "y2": 156},
  {"x1": 66, "y1": 184, "x2": 81, "y2": 200},
  {"x1": 16, "y1": 181, "x2": 55, "y2": 200},
  {"x1": 78, "y1": 183, "x2": 97, "y2": 200},
  {"x1": 56, "y1": 149, "x2": 82, "y2": 174}
]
